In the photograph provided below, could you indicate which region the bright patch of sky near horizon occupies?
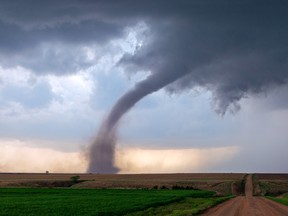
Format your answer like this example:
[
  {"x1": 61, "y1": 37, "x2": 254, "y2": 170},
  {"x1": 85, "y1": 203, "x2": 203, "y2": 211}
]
[
  {"x1": 1, "y1": 13, "x2": 288, "y2": 173},
  {"x1": 0, "y1": 139, "x2": 238, "y2": 173}
]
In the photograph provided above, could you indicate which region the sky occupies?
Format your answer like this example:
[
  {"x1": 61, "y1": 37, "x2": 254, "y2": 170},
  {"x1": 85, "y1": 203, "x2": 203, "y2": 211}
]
[{"x1": 0, "y1": 0, "x2": 288, "y2": 173}]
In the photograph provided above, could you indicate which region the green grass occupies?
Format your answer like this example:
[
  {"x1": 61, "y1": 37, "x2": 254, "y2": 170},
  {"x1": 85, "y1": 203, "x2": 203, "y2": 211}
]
[
  {"x1": 0, "y1": 188, "x2": 215, "y2": 216},
  {"x1": 125, "y1": 196, "x2": 234, "y2": 216},
  {"x1": 266, "y1": 193, "x2": 288, "y2": 206}
]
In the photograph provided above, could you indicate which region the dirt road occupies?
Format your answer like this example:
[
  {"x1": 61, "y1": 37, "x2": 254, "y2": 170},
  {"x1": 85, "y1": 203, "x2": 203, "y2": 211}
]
[{"x1": 201, "y1": 174, "x2": 288, "y2": 216}]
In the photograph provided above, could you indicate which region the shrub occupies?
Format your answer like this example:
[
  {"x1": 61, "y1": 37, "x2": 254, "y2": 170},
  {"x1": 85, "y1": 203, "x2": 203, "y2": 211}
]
[{"x1": 70, "y1": 175, "x2": 80, "y2": 183}]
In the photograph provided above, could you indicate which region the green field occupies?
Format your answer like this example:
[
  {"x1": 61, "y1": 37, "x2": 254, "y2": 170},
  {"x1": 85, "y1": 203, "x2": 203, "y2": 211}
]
[{"x1": 0, "y1": 188, "x2": 221, "y2": 216}]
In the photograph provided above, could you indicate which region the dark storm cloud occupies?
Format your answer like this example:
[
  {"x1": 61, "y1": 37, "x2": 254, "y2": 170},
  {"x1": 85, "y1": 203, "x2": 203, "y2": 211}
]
[
  {"x1": 0, "y1": 0, "x2": 133, "y2": 75},
  {"x1": 118, "y1": 1, "x2": 288, "y2": 113},
  {"x1": 1, "y1": 1, "x2": 287, "y2": 82}
]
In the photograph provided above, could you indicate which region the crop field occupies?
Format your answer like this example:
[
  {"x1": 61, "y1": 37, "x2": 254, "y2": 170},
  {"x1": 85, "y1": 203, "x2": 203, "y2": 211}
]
[
  {"x1": 2, "y1": 173, "x2": 288, "y2": 215},
  {"x1": 0, "y1": 188, "x2": 226, "y2": 216},
  {"x1": 0, "y1": 173, "x2": 245, "y2": 195},
  {"x1": 0, "y1": 173, "x2": 244, "y2": 215}
]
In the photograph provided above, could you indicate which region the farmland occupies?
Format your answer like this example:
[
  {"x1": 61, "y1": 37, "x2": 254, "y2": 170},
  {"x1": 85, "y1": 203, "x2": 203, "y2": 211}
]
[
  {"x1": 0, "y1": 173, "x2": 242, "y2": 215},
  {"x1": 2, "y1": 173, "x2": 288, "y2": 215},
  {"x1": 0, "y1": 188, "x2": 221, "y2": 216},
  {"x1": 0, "y1": 173, "x2": 245, "y2": 195}
]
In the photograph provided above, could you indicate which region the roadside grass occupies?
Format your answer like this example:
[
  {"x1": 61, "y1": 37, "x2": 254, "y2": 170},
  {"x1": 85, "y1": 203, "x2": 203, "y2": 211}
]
[
  {"x1": 0, "y1": 188, "x2": 216, "y2": 216},
  {"x1": 259, "y1": 181, "x2": 288, "y2": 196},
  {"x1": 125, "y1": 195, "x2": 234, "y2": 216},
  {"x1": 266, "y1": 193, "x2": 288, "y2": 206}
]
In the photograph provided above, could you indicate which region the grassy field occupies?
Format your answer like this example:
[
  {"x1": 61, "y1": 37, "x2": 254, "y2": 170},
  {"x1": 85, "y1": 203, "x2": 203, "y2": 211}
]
[
  {"x1": 253, "y1": 174, "x2": 288, "y2": 196},
  {"x1": 267, "y1": 193, "x2": 288, "y2": 206},
  {"x1": 0, "y1": 188, "x2": 217, "y2": 216}
]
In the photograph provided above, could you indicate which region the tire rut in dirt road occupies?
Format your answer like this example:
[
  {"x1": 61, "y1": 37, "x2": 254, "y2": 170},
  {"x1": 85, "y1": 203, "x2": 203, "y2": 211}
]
[{"x1": 201, "y1": 174, "x2": 288, "y2": 216}]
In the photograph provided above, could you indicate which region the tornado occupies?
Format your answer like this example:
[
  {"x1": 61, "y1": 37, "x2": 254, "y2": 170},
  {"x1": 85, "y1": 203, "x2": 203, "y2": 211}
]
[{"x1": 87, "y1": 66, "x2": 190, "y2": 173}]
